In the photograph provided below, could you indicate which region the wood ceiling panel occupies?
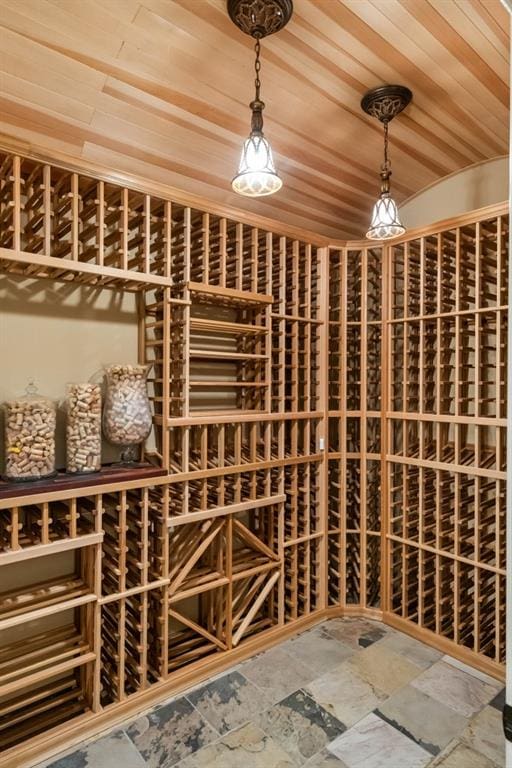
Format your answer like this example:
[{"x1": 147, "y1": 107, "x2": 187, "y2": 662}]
[
  {"x1": 0, "y1": 0, "x2": 123, "y2": 59},
  {"x1": 100, "y1": 75, "x2": 372, "y2": 214},
  {"x1": 0, "y1": 0, "x2": 508, "y2": 238},
  {"x1": 299, "y1": 0, "x2": 506, "y2": 154},
  {"x1": 0, "y1": 27, "x2": 108, "y2": 90},
  {"x1": 365, "y1": 1, "x2": 508, "y2": 116},
  {"x1": 425, "y1": 0, "x2": 508, "y2": 79}
]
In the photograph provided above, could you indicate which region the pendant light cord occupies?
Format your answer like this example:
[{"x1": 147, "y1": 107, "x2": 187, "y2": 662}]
[
  {"x1": 383, "y1": 121, "x2": 390, "y2": 173},
  {"x1": 379, "y1": 119, "x2": 392, "y2": 195},
  {"x1": 249, "y1": 37, "x2": 265, "y2": 135},
  {"x1": 254, "y1": 39, "x2": 261, "y2": 101}
]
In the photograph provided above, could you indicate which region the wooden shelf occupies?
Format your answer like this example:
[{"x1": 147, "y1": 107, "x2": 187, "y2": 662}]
[
  {"x1": 189, "y1": 349, "x2": 268, "y2": 360},
  {"x1": 169, "y1": 570, "x2": 229, "y2": 602},
  {"x1": 0, "y1": 674, "x2": 89, "y2": 752},
  {"x1": 189, "y1": 381, "x2": 269, "y2": 388},
  {"x1": 0, "y1": 532, "x2": 104, "y2": 566},
  {"x1": 0, "y1": 246, "x2": 173, "y2": 291},
  {"x1": 190, "y1": 317, "x2": 267, "y2": 335},
  {"x1": 0, "y1": 625, "x2": 94, "y2": 698},
  {"x1": 0, "y1": 574, "x2": 96, "y2": 630},
  {"x1": 188, "y1": 281, "x2": 273, "y2": 306},
  {"x1": 0, "y1": 464, "x2": 166, "y2": 502},
  {"x1": 167, "y1": 410, "x2": 272, "y2": 426},
  {"x1": 168, "y1": 493, "x2": 286, "y2": 526}
]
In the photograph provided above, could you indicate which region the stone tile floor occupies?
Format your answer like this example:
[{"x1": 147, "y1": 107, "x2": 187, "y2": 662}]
[{"x1": 38, "y1": 619, "x2": 506, "y2": 768}]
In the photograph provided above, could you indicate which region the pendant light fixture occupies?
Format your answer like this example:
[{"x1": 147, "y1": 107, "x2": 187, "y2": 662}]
[
  {"x1": 228, "y1": 0, "x2": 293, "y2": 197},
  {"x1": 361, "y1": 85, "x2": 412, "y2": 240}
]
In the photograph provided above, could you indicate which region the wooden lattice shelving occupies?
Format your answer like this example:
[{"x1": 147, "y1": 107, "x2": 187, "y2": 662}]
[
  {"x1": 0, "y1": 148, "x2": 327, "y2": 768},
  {"x1": 0, "y1": 147, "x2": 507, "y2": 767},
  {"x1": 385, "y1": 214, "x2": 508, "y2": 668},
  {"x1": 0, "y1": 542, "x2": 100, "y2": 752},
  {"x1": 327, "y1": 204, "x2": 508, "y2": 678},
  {"x1": 327, "y1": 246, "x2": 384, "y2": 612}
]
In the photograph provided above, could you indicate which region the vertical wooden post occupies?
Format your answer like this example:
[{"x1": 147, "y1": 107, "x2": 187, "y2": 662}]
[
  {"x1": 318, "y1": 246, "x2": 329, "y2": 610},
  {"x1": 12, "y1": 155, "x2": 21, "y2": 251},
  {"x1": 380, "y1": 243, "x2": 390, "y2": 613}
]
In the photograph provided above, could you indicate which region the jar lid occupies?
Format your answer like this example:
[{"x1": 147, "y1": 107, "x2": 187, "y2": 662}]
[{"x1": 5, "y1": 379, "x2": 55, "y2": 406}]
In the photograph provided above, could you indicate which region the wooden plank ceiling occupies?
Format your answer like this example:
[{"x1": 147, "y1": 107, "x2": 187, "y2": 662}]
[{"x1": 0, "y1": 0, "x2": 508, "y2": 239}]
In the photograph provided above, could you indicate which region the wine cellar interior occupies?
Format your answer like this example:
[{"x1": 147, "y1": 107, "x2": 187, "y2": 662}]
[{"x1": 0, "y1": 142, "x2": 508, "y2": 767}]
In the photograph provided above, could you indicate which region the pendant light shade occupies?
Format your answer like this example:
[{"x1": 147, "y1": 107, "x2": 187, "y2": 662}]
[
  {"x1": 232, "y1": 133, "x2": 282, "y2": 196},
  {"x1": 227, "y1": 0, "x2": 293, "y2": 198},
  {"x1": 361, "y1": 85, "x2": 412, "y2": 241},
  {"x1": 366, "y1": 193, "x2": 405, "y2": 240}
]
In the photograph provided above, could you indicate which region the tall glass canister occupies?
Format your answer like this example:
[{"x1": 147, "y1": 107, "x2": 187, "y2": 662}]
[
  {"x1": 3, "y1": 380, "x2": 57, "y2": 481},
  {"x1": 102, "y1": 364, "x2": 152, "y2": 464}
]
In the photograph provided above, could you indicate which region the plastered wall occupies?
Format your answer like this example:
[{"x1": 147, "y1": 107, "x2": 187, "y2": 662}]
[
  {"x1": 400, "y1": 156, "x2": 508, "y2": 230},
  {"x1": 0, "y1": 275, "x2": 139, "y2": 472}
]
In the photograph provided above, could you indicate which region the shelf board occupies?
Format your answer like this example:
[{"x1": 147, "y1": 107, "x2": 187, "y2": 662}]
[
  {"x1": 0, "y1": 625, "x2": 94, "y2": 698},
  {"x1": 0, "y1": 574, "x2": 96, "y2": 630},
  {"x1": 0, "y1": 247, "x2": 173, "y2": 291},
  {"x1": 168, "y1": 493, "x2": 286, "y2": 526},
  {"x1": 0, "y1": 532, "x2": 104, "y2": 566},
  {"x1": 0, "y1": 674, "x2": 89, "y2": 752},
  {"x1": 169, "y1": 568, "x2": 227, "y2": 601},
  {"x1": 189, "y1": 349, "x2": 268, "y2": 360},
  {"x1": 190, "y1": 318, "x2": 267, "y2": 335},
  {"x1": 0, "y1": 464, "x2": 166, "y2": 502},
  {"x1": 188, "y1": 281, "x2": 273, "y2": 306},
  {"x1": 189, "y1": 381, "x2": 269, "y2": 388},
  {"x1": 163, "y1": 410, "x2": 321, "y2": 426}
]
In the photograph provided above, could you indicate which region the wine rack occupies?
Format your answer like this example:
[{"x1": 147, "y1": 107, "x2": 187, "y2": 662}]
[
  {"x1": 0, "y1": 148, "x2": 327, "y2": 768},
  {"x1": 386, "y1": 215, "x2": 508, "y2": 667},
  {"x1": 0, "y1": 147, "x2": 506, "y2": 767},
  {"x1": 327, "y1": 207, "x2": 508, "y2": 679},
  {"x1": 327, "y1": 246, "x2": 384, "y2": 611}
]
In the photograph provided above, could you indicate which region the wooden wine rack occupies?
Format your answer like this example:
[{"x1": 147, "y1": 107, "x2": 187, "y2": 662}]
[
  {"x1": 327, "y1": 245, "x2": 384, "y2": 613},
  {"x1": 0, "y1": 148, "x2": 326, "y2": 767},
  {"x1": 0, "y1": 146, "x2": 507, "y2": 767},
  {"x1": 385, "y1": 214, "x2": 508, "y2": 667},
  {"x1": 327, "y1": 206, "x2": 508, "y2": 680}
]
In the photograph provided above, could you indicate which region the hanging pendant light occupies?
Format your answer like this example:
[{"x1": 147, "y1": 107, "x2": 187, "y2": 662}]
[
  {"x1": 228, "y1": 0, "x2": 293, "y2": 197},
  {"x1": 361, "y1": 85, "x2": 413, "y2": 240}
]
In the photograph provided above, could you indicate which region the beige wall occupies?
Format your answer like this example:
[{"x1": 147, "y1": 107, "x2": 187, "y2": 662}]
[
  {"x1": 400, "y1": 156, "x2": 508, "y2": 230},
  {"x1": 0, "y1": 276, "x2": 139, "y2": 471}
]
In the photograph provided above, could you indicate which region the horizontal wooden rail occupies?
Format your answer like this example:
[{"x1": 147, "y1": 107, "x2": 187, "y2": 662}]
[{"x1": 169, "y1": 494, "x2": 286, "y2": 527}]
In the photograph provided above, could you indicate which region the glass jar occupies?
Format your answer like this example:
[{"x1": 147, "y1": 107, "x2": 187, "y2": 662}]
[
  {"x1": 102, "y1": 364, "x2": 152, "y2": 463},
  {"x1": 3, "y1": 381, "x2": 57, "y2": 482},
  {"x1": 66, "y1": 383, "x2": 102, "y2": 474}
]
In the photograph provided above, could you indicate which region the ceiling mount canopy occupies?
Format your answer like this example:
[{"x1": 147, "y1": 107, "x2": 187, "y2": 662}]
[
  {"x1": 361, "y1": 84, "x2": 412, "y2": 124},
  {"x1": 362, "y1": 84, "x2": 413, "y2": 241},
  {"x1": 227, "y1": 0, "x2": 293, "y2": 38},
  {"x1": 229, "y1": 0, "x2": 293, "y2": 198}
]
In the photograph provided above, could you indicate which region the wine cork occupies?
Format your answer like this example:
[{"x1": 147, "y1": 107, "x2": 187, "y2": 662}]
[
  {"x1": 103, "y1": 365, "x2": 152, "y2": 446},
  {"x1": 4, "y1": 397, "x2": 56, "y2": 480},
  {"x1": 66, "y1": 383, "x2": 101, "y2": 474}
]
